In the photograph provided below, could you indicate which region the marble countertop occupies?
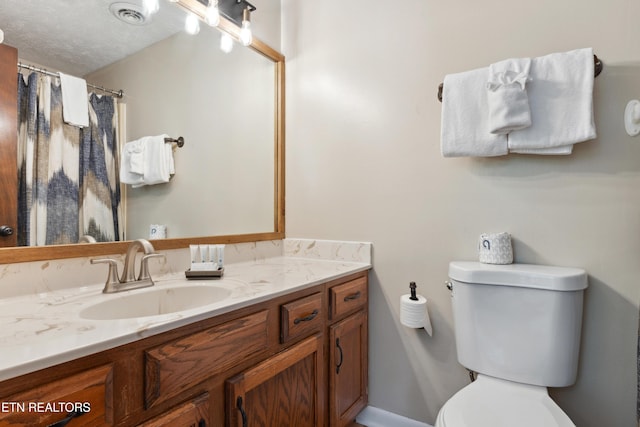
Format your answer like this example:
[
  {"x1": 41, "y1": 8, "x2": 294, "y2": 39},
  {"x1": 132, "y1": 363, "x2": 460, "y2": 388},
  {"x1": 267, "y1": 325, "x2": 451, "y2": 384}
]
[{"x1": 0, "y1": 249, "x2": 371, "y2": 382}]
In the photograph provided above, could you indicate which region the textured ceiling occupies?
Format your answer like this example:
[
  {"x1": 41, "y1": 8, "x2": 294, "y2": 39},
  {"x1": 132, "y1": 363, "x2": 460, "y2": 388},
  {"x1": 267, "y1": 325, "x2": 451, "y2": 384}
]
[{"x1": 0, "y1": 0, "x2": 185, "y2": 76}]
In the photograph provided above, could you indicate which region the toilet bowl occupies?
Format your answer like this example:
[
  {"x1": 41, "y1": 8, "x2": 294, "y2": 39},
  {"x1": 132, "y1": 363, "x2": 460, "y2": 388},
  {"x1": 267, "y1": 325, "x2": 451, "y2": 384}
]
[
  {"x1": 435, "y1": 261, "x2": 588, "y2": 427},
  {"x1": 435, "y1": 374, "x2": 574, "y2": 427}
]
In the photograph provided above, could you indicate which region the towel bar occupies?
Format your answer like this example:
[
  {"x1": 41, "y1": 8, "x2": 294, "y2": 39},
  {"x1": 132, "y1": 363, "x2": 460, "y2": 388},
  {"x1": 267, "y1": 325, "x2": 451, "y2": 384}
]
[
  {"x1": 164, "y1": 136, "x2": 184, "y2": 147},
  {"x1": 437, "y1": 54, "x2": 603, "y2": 102}
]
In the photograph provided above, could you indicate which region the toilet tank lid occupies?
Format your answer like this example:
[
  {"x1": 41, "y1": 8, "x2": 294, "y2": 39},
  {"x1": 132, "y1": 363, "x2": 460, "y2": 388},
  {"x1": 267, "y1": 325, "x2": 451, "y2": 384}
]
[{"x1": 449, "y1": 261, "x2": 588, "y2": 291}]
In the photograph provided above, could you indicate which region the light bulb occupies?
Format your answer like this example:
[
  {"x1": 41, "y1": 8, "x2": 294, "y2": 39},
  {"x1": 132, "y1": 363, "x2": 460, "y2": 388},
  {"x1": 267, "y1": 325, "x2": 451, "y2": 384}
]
[
  {"x1": 143, "y1": 0, "x2": 159, "y2": 15},
  {"x1": 205, "y1": 1, "x2": 220, "y2": 26},
  {"x1": 185, "y1": 13, "x2": 200, "y2": 35},
  {"x1": 239, "y1": 9, "x2": 252, "y2": 46},
  {"x1": 220, "y1": 33, "x2": 233, "y2": 53},
  {"x1": 0, "y1": 29, "x2": 4, "y2": 44}
]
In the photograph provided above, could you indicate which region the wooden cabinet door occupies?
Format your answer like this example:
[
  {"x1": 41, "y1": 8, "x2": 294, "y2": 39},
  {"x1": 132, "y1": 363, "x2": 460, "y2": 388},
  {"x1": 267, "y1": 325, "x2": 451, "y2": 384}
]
[
  {"x1": 0, "y1": 44, "x2": 17, "y2": 247},
  {"x1": 329, "y1": 310, "x2": 368, "y2": 427},
  {"x1": 226, "y1": 335, "x2": 324, "y2": 427},
  {"x1": 137, "y1": 394, "x2": 209, "y2": 427},
  {"x1": 0, "y1": 364, "x2": 113, "y2": 427}
]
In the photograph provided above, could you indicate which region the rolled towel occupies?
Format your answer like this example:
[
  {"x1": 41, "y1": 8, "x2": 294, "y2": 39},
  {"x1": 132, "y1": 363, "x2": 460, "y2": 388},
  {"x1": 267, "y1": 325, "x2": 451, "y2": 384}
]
[
  {"x1": 486, "y1": 58, "x2": 532, "y2": 134},
  {"x1": 441, "y1": 67, "x2": 508, "y2": 157},
  {"x1": 507, "y1": 48, "x2": 596, "y2": 152}
]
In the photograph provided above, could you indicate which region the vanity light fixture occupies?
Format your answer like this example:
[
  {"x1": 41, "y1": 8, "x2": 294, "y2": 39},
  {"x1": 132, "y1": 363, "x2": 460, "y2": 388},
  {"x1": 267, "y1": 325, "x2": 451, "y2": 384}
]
[
  {"x1": 220, "y1": 33, "x2": 234, "y2": 53},
  {"x1": 239, "y1": 6, "x2": 252, "y2": 46},
  {"x1": 205, "y1": 0, "x2": 221, "y2": 26},
  {"x1": 142, "y1": 0, "x2": 159, "y2": 15},
  {"x1": 185, "y1": 12, "x2": 201, "y2": 35}
]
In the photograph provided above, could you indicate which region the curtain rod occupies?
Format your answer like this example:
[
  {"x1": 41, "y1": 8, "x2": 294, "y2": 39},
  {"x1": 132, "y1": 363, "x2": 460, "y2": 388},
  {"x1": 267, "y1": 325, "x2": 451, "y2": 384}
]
[{"x1": 18, "y1": 62, "x2": 124, "y2": 99}]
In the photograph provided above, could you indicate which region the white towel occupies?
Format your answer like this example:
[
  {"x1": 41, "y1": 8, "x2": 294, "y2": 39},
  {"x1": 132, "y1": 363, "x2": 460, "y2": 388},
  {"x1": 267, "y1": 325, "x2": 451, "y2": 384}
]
[
  {"x1": 510, "y1": 145, "x2": 573, "y2": 155},
  {"x1": 58, "y1": 73, "x2": 89, "y2": 128},
  {"x1": 487, "y1": 58, "x2": 532, "y2": 134},
  {"x1": 507, "y1": 48, "x2": 596, "y2": 153},
  {"x1": 120, "y1": 135, "x2": 174, "y2": 187},
  {"x1": 120, "y1": 138, "x2": 146, "y2": 186},
  {"x1": 441, "y1": 67, "x2": 508, "y2": 157}
]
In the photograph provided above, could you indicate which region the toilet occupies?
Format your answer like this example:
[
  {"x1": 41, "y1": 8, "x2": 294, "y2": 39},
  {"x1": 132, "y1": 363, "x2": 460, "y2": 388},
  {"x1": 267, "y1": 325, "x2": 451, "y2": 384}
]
[{"x1": 435, "y1": 261, "x2": 588, "y2": 427}]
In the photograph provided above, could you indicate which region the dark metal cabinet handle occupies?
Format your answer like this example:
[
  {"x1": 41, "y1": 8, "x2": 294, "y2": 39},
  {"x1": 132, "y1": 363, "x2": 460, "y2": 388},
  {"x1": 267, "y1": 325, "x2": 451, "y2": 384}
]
[
  {"x1": 0, "y1": 226, "x2": 13, "y2": 237},
  {"x1": 343, "y1": 291, "x2": 361, "y2": 302},
  {"x1": 335, "y1": 338, "x2": 344, "y2": 374},
  {"x1": 236, "y1": 396, "x2": 248, "y2": 427},
  {"x1": 198, "y1": 418, "x2": 207, "y2": 427},
  {"x1": 293, "y1": 309, "x2": 319, "y2": 324},
  {"x1": 46, "y1": 409, "x2": 86, "y2": 427}
]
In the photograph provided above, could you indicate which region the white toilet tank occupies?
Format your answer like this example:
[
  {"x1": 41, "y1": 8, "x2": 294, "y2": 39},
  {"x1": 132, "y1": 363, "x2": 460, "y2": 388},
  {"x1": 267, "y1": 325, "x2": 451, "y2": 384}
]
[{"x1": 448, "y1": 261, "x2": 588, "y2": 388}]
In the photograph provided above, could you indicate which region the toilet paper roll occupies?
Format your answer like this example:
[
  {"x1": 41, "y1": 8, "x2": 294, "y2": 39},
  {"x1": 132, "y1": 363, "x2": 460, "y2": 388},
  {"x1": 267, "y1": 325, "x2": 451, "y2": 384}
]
[
  {"x1": 478, "y1": 232, "x2": 513, "y2": 265},
  {"x1": 400, "y1": 294, "x2": 433, "y2": 336}
]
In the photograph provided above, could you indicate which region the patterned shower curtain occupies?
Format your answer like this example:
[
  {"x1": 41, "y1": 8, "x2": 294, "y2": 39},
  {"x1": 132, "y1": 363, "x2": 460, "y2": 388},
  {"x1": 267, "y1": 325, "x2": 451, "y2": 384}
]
[{"x1": 17, "y1": 72, "x2": 122, "y2": 246}]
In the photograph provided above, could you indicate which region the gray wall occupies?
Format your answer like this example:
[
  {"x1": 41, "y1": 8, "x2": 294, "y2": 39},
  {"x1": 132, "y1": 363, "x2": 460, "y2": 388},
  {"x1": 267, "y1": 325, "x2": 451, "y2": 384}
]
[{"x1": 282, "y1": 0, "x2": 640, "y2": 425}]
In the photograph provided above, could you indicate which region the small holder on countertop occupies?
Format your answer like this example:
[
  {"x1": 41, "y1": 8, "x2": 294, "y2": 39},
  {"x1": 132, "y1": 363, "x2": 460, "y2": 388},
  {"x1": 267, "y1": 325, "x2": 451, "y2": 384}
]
[
  {"x1": 187, "y1": 244, "x2": 225, "y2": 279},
  {"x1": 185, "y1": 267, "x2": 224, "y2": 279}
]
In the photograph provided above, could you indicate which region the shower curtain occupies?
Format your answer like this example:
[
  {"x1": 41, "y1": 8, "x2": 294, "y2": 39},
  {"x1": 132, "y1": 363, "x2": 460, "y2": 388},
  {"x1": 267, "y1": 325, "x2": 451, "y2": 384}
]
[{"x1": 17, "y1": 72, "x2": 122, "y2": 246}]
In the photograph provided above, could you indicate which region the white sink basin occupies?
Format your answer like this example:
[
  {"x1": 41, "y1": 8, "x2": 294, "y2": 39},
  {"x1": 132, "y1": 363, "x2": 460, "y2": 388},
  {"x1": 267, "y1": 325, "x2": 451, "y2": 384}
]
[{"x1": 79, "y1": 285, "x2": 231, "y2": 320}]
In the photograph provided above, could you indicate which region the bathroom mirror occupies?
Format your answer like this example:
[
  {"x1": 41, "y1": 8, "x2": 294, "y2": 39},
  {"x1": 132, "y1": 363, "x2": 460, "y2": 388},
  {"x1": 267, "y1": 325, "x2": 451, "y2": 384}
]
[{"x1": 0, "y1": 0, "x2": 284, "y2": 263}]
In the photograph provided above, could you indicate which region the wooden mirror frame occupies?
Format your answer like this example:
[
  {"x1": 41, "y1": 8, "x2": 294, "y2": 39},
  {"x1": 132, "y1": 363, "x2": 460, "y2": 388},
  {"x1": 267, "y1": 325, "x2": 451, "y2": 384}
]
[{"x1": 0, "y1": 0, "x2": 285, "y2": 264}]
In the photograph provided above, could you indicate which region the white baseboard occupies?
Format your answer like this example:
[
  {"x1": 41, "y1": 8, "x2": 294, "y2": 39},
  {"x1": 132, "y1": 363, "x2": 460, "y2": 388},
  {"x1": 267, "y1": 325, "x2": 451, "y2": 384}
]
[{"x1": 355, "y1": 406, "x2": 433, "y2": 427}]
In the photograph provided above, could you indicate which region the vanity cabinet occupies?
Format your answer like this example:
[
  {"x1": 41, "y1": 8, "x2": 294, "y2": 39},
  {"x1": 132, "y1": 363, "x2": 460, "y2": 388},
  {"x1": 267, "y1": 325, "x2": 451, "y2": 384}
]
[
  {"x1": 226, "y1": 334, "x2": 324, "y2": 427},
  {"x1": 0, "y1": 271, "x2": 368, "y2": 427},
  {"x1": 327, "y1": 277, "x2": 369, "y2": 427}
]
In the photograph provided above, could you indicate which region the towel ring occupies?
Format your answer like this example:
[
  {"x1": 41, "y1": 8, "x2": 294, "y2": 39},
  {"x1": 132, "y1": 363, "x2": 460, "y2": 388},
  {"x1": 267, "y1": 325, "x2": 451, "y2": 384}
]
[{"x1": 437, "y1": 54, "x2": 603, "y2": 102}]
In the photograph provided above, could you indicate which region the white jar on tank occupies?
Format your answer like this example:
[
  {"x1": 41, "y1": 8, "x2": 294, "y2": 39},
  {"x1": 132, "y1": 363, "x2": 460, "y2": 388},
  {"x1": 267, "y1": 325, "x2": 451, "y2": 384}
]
[{"x1": 436, "y1": 261, "x2": 588, "y2": 427}]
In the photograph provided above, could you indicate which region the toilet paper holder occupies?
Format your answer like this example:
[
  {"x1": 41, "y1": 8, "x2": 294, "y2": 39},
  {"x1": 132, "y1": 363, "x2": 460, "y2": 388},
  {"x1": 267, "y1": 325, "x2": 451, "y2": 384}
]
[{"x1": 400, "y1": 281, "x2": 433, "y2": 336}]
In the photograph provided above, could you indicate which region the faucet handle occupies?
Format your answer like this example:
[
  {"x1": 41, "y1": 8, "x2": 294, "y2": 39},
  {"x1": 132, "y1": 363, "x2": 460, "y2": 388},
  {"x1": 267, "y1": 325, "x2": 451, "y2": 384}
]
[
  {"x1": 138, "y1": 253, "x2": 165, "y2": 281},
  {"x1": 90, "y1": 258, "x2": 121, "y2": 287}
]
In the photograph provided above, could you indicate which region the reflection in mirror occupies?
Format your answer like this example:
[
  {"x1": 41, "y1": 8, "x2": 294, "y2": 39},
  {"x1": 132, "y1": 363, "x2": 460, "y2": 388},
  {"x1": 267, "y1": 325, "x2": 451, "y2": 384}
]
[
  {"x1": 0, "y1": 0, "x2": 284, "y2": 263},
  {"x1": 88, "y1": 24, "x2": 275, "y2": 240}
]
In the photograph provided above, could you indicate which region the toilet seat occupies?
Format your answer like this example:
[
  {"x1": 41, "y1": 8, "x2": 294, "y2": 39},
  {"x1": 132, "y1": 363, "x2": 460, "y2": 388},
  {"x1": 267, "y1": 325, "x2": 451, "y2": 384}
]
[{"x1": 435, "y1": 374, "x2": 575, "y2": 427}]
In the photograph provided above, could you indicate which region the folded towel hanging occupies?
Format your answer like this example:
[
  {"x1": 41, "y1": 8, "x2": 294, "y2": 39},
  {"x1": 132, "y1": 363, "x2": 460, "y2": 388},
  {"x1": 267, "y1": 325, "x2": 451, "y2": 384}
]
[
  {"x1": 507, "y1": 47, "x2": 597, "y2": 152},
  {"x1": 486, "y1": 57, "x2": 532, "y2": 134},
  {"x1": 120, "y1": 134, "x2": 176, "y2": 187},
  {"x1": 440, "y1": 67, "x2": 508, "y2": 157},
  {"x1": 437, "y1": 54, "x2": 603, "y2": 102},
  {"x1": 59, "y1": 73, "x2": 89, "y2": 128}
]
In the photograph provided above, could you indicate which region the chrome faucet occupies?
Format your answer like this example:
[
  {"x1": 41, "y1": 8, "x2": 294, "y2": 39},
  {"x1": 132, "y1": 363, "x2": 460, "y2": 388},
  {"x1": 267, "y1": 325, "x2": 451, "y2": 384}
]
[{"x1": 91, "y1": 239, "x2": 165, "y2": 293}]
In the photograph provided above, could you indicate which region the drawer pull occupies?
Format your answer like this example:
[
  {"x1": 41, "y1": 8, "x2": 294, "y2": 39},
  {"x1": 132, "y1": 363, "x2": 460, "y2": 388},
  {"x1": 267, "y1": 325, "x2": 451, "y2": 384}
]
[
  {"x1": 293, "y1": 309, "x2": 319, "y2": 324},
  {"x1": 198, "y1": 418, "x2": 207, "y2": 427},
  {"x1": 47, "y1": 409, "x2": 87, "y2": 427},
  {"x1": 335, "y1": 338, "x2": 344, "y2": 374},
  {"x1": 236, "y1": 396, "x2": 248, "y2": 427},
  {"x1": 343, "y1": 291, "x2": 361, "y2": 302}
]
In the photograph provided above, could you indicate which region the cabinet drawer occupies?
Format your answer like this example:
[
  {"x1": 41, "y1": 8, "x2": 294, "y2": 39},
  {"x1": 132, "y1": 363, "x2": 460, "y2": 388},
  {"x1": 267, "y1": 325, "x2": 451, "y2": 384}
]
[
  {"x1": 329, "y1": 276, "x2": 367, "y2": 320},
  {"x1": 145, "y1": 310, "x2": 269, "y2": 409},
  {"x1": 0, "y1": 364, "x2": 113, "y2": 427},
  {"x1": 281, "y1": 292, "x2": 323, "y2": 343}
]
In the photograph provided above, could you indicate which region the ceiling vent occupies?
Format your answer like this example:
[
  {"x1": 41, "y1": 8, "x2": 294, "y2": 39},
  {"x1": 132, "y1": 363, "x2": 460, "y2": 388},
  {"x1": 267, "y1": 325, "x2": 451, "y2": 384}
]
[{"x1": 109, "y1": 2, "x2": 149, "y2": 26}]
